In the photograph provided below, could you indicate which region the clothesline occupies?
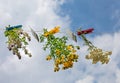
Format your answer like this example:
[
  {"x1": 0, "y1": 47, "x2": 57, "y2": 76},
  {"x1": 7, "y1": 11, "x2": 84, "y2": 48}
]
[
  {"x1": 0, "y1": 27, "x2": 72, "y2": 33},
  {"x1": 0, "y1": 25, "x2": 94, "y2": 43},
  {"x1": 0, "y1": 29, "x2": 65, "y2": 34}
]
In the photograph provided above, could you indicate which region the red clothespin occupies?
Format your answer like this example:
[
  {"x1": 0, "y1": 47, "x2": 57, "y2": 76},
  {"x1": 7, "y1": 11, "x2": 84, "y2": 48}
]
[{"x1": 77, "y1": 28, "x2": 94, "y2": 35}]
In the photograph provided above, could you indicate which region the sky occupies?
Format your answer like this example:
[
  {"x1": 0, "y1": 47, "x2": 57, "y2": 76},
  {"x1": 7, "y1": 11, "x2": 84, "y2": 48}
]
[{"x1": 0, "y1": 0, "x2": 120, "y2": 83}]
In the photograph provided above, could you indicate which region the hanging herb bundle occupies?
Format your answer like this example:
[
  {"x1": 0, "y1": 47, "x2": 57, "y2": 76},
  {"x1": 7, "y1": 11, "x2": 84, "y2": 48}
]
[
  {"x1": 40, "y1": 26, "x2": 80, "y2": 72},
  {"x1": 4, "y1": 25, "x2": 32, "y2": 59},
  {"x1": 77, "y1": 29, "x2": 112, "y2": 64}
]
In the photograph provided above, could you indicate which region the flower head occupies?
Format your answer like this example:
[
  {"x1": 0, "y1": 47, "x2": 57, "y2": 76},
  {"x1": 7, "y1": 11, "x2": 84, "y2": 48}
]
[
  {"x1": 46, "y1": 55, "x2": 52, "y2": 60},
  {"x1": 40, "y1": 26, "x2": 79, "y2": 72},
  {"x1": 43, "y1": 26, "x2": 60, "y2": 37},
  {"x1": 86, "y1": 48, "x2": 112, "y2": 64},
  {"x1": 50, "y1": 26, "x2": 60, "y2": 34}
]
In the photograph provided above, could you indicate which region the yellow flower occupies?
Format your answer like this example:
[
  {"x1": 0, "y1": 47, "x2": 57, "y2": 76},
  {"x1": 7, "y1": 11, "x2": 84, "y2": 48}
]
[
  {"x1": 63, "y1": 62, "x2": 69, "y2": 68},
  {"x1": 72, "y1": 49, "x2": 77, "y2": 53},
  {"x1": 49, "y1": 26, "x2": 60, "y2": 34},
  {"x1": 44, "y1": 26, "x2": 60, "y2": 37},
  {"x1": 67, "y1": 45, "x2": 73, "y2": 50},
  {"x1": 46, "y1": 55, "x2": 52, "y2": 60},
  {"x1": 55, "y1": 49, "x2": 61, "y2": 55},
  {"x1": 68, "y1": 54, "x2": 74, "y2": 60},
  {"x1": 55, "y1": 58, "x2": 61, "y2": 64},
  {"x1": 74, "y1": 54, "x2": 79, "y2": 59},
  {"x1": 63, "y1": 61, "x2": 73, "y2": 69},
  {"x1": 61, "y1": 55, "x2": 65, "y2": 59},
  {"x1": 44, "y1": 32, "x2": 50, "y2": 37},
  {"x1": 54, "y1": 66, "x2": 60, "y2": 72},
  {"x1": 53, "y1": 26, "x2": 60, "y2": 33}
]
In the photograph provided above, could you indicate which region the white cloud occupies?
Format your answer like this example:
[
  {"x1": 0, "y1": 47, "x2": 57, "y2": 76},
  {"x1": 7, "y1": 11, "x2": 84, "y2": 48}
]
[
  {"x1": 0, "y1": 10, "x2": 12, "y2": 24},
  {"x1": 0, "y1": 0, "x2": 70, "y2": 28},
  {"x1": 24, "y1": 0, "x2": 70, "y2": 30},
  {"x1": 76, "y1": 76, "x2": 94, "y2": 83},
  {"x1": 116, "y1": 69, "x2": 120, "y2": 83}
]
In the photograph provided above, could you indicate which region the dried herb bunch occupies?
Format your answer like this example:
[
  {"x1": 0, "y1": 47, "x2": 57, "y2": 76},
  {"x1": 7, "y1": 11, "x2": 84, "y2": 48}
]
[
  {"x1": 40, "y1": 26, "x2": 80, "y2": 72},
  {"x1": 4, "y1": 26, "x2": 32, "y2": 59},
  {"x1": 78, "y1": 30, "x2": 112, "y2": 64}
]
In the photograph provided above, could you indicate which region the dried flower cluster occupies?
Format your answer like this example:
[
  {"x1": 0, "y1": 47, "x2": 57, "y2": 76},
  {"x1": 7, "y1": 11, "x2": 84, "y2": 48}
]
[
  {"x1": 79, "y1": 32, "x2": 112, "y2": 64},
  {"x1": 40, "y1": 26, "x2": 80, "y2": 72},
  {"x1": 4, "y1": 27, "x2": 32, "y2": 59},
  {"x1": 86, "y1": 48, "x2": 112, "y2": 64}
]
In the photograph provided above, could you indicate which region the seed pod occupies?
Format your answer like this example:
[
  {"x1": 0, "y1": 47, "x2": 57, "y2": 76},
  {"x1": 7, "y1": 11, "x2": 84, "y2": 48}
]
[
  {"x1": 11, "y1": 44, "x2": 14, "y2": 47},
  {"x1": 8, "y1": 47, "x2": 12, "y2": 51},
  {"x1": 20, "y1": 31, "x2": 23, "y2": 34},
  {"x1": 13, "y1": 51, "x2": 16, "y2": 55},
  {"x1": 24, "y1": 49, "x2": 28, "y2": 54},
  {"x1": 28, "y1": 53, "x2": 32, "y2": 57},
  {"x1": 28, "y1": 37, "x2": 31, "y2": 41},
  {"x1": 17, "y1": 53, "x2": 21, "y2": 59}
]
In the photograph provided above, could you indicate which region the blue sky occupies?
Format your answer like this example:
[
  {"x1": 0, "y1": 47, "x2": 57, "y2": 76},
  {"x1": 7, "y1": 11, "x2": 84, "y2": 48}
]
[
  {"x1": 60, "y1": 0, "x2": 120, "y2": 34},
  {"x1": 0, "y1": 0, "x2": 120, "y2": 83}
]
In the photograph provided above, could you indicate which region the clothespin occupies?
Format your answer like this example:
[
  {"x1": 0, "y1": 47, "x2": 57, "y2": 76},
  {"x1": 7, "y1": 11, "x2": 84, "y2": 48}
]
[
  {"x1": 6, "y1": 25, "x2": 22, "y2": 31},
  {"x1": 66, "y1": 28, "x2": 77, "y2": 42},
  {"x1": 77, "y1": 28, "x2": 94, "y2": 35},
  {"x1": 30, "y1": 28, "x2": 39, "y2": 42}
]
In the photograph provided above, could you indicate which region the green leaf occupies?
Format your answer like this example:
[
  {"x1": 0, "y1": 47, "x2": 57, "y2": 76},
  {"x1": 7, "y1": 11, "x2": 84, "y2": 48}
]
[{"x1": 39, "y1": 35, "x2": 45, "y2": 42}]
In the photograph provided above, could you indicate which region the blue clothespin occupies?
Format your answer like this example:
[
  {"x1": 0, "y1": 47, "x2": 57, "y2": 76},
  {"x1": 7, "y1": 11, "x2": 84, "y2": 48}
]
[{"x1": 6, "y1": 25, "x2": 22, "y2": 31}]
